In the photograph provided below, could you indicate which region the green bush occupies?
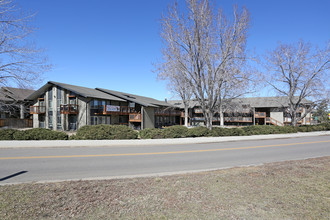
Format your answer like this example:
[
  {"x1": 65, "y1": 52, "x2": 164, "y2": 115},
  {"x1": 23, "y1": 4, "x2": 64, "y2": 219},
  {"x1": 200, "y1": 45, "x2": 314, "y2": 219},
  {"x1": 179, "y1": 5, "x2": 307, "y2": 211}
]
[
  {"x1": 187, "y1": 126, "x2": 211, "y2": 137},
  {"x1": 298, "y1": 124, "x2": 328, "y2": 132},
  {"x1": 229, "y1": 127, "x2": 246, "y2": 136},
  {"x1": 210, "y1": 127, "x2": 233, "y2": 137},
  {"x1": 13, "y1": 128, "x2": 68, "y2": 140},
  {"x1": 74, "y1": 124, "x2": 138, "y2": 140},
  {"x1": 0, "y1": 129, "x2": 18, "y2": 140},
  {"x1": 162, "y1": 125, "x2": 188, "y2": 138},
  {"x1": 139, "y1": 128, "x2": 164, "y2": 139}
]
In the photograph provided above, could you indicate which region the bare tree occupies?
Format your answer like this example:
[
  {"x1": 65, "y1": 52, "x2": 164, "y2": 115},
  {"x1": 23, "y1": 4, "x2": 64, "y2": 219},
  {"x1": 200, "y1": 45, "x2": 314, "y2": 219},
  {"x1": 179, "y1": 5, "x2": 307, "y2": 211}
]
[
  {"x1": 158, "y1": 67, "x2": 193, "y2": 126},
  {"x1": 0, "y1": 0, "x2": 50, "y2": 95},
  {"x1": 157, "y1": 0, "x2": 255, "y2": 129},
  {"x1": 264, "y1": 40, "x2": 330, "y2": 126}
]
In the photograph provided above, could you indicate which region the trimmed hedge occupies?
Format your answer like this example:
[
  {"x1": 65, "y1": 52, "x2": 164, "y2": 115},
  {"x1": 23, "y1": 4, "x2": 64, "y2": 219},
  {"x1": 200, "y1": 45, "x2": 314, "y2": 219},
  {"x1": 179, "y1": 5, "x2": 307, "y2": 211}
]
[
  {"x1": 74, "y1": 124, "x2": 138, "y2": 140},
  {"x1": 139, "y1": 128, "x2": 164, "y2": 139},
  {"x1": 0, "y1": 123, "x2": 328, "y2": 141},
  {"x1": 0, "y1": 129, "x2": 18, "y2": 140},
  {"x1": 13, "y1": 128, "x2": 68, "y2": 140},
  {"x1": 187, "y1": 126, "x2": 211, "y2": 137},
  {"x1": 162, "y1": 125, "x2": 189, "y2": 138}
]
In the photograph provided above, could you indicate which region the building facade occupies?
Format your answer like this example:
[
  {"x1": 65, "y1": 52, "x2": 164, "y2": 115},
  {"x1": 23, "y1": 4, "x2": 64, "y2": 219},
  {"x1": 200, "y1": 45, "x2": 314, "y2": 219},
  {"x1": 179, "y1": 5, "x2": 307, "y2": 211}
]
[
  {"x1": 170, "y1": 97, "x2": 313, "y2": 127},
  {"x1": 27, "y1": 82, "x2": 315, "y2": 131},
  {"x1": 26, "y1": 81, "x2": 180, "y2": 131}
]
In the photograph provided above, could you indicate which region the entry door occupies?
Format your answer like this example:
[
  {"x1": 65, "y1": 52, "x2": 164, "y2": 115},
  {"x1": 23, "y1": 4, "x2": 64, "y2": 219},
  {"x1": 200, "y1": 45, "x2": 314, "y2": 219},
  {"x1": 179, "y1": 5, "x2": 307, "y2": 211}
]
[
  {"x1": 39, "y1": 115, "x2": 45, "y2": 128},
  {"x1": 69, "y1": 115, "x2": 77, "y2": 130}
]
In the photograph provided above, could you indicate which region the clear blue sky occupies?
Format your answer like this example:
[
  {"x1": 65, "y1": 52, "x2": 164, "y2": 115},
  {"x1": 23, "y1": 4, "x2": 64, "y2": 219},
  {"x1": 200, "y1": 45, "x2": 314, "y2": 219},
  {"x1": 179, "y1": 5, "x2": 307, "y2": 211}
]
[{"x1": 18, "y1": 0, "x2": 330, "y2": 100}]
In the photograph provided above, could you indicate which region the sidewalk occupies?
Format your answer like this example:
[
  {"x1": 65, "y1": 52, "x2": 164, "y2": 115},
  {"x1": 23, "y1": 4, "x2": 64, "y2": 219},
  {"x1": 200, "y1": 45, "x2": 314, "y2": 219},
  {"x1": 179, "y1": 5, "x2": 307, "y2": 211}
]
[{"x1": 0, "y1": 131, "x2": 329, "y2": 149}]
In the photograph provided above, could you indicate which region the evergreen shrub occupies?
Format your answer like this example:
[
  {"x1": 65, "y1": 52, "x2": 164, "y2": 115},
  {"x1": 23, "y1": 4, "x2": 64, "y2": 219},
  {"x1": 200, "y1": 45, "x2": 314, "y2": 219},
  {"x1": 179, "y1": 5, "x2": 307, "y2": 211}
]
[
  {"x1": 162, "y1": 125, "x2": 189, "y2": 138},
  {"x1": 0, "y1": 129, "x2": 18, "y2": 140},
  {"x1": 74, "y1": 124, "x2": 138, "y2": 140},
  {"x1": 187, "y1": 126, "x2": 211, "y2": 137},
  {"x1": 139, "y1": 128, "x2": 164, "y2": 139},
  {"x1": 13, "y1": 128, "x2": 68, "y2": 140}
]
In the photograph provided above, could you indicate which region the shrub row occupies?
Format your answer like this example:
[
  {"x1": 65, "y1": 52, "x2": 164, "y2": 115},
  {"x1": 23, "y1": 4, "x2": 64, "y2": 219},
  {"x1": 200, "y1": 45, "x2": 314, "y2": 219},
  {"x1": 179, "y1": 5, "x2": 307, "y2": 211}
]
[
  {"x1": 0, "y1": 128, "x2": 68, "y2": 140},
  {"x1": 139, "y1": 123, "x2": 330, "y2": 139},
  {"x1": 0, "y1": 123, "x2": 328, "y2": 140},
  {"x1": 71, "y1": 124, "x2": 138, "y2": 140}
]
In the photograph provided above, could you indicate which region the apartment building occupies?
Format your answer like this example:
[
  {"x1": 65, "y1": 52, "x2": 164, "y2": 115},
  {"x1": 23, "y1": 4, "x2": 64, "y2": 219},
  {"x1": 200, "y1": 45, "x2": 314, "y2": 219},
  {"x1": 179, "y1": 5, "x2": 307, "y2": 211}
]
[
  {"x1": 170, "y1": 97, "x2": 313, "y2": 127},
  {"x1": 0, "y1": 87, "x2": 34, "y2": 128},
  {"x1": 26, "y1": 81, "x2": 179, "y2": 131}
]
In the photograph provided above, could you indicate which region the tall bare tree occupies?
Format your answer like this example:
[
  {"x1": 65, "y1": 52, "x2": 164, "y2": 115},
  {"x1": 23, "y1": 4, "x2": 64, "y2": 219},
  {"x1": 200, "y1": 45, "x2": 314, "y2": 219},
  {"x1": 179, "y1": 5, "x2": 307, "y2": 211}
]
[
  {"x1": 158, "y1": 67, "x2": 193, "y2": 126},
  {"x1": 0, "y1": 0, "x2": 50, "y2": 93},
  {"x1": 157, "y1": 0, "x2": 255, "y2": 129},
  {"x1": 264, "y1": 40, "x2": 330, "y2": 126}
]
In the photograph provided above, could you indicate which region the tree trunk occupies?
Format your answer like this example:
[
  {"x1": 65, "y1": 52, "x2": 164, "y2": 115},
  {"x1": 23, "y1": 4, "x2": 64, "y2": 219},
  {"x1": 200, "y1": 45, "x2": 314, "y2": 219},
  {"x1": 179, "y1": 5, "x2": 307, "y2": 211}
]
[
  {"x1": 205, "y1": 110, "x2": 213, "y2": 130},
  {"x1": 219, "y1": 106, "x2": 224, "y2": 126},
  {"x1": 184, "y1": 105, "x2": 189, "y2": 127}
]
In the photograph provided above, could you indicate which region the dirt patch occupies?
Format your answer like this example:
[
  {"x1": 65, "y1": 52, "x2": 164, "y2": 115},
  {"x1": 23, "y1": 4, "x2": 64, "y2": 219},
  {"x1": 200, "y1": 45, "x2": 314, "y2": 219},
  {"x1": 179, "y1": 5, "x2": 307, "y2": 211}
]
[{"x1": 1, "y1": 157, "x2": 329, "y2": 219}]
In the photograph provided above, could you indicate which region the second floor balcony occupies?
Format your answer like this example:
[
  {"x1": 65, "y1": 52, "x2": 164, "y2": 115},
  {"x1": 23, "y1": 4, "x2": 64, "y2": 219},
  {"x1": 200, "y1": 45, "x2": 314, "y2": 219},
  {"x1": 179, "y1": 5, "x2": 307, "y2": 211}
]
[
  {"x1": 129, "y1": 113, "x2": 142, "y2": 122},
  {"x1": 60, "y1": 104, "x2": 79, "y2": 114},
  {"x1": 224, "y1": 117, "x2": 253, "y2": 122},
  {"x1": 30, "y1": 106, "x2": 46, "y2": 114},
  {"x1": 155, "y1": 109, "x2": 181, "y2": 116},
  {"x1": 255, "y1": 112, "x2": 266, "y2": 118},
  {"x1": 100, "y1": 105, "x2": 136, "y2": 115}
]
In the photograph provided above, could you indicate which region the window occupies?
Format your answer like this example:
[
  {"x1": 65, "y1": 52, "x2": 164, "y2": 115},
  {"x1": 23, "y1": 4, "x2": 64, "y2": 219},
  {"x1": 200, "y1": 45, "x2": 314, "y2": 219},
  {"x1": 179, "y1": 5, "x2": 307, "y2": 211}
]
[
  {"x1": 57, "y1": 87, "x2": 62, "y2": 111},
  {"x1": 48, "y1": 111, "x2": 53, "y2": 129},
  {"x1": 48, "y1": 88, "x2": 53, "y2": 111},
  {"x1": 57, "y1": 111, "x2": 62, "y2": 130}
]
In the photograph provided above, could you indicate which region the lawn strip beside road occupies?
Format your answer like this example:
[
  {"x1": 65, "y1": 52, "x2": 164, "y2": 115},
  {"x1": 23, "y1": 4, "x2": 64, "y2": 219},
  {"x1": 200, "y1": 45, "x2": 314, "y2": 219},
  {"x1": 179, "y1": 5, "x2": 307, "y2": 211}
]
[{"x1": 0, "y1": 157, "x2": 329, "y2": 219}]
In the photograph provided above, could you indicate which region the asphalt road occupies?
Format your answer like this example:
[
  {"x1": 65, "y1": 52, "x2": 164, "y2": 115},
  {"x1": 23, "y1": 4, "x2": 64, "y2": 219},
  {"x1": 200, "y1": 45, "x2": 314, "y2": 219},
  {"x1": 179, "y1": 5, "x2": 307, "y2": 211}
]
[{"x1": 0, "y1": 135, "x2": 329, "y2": 185}]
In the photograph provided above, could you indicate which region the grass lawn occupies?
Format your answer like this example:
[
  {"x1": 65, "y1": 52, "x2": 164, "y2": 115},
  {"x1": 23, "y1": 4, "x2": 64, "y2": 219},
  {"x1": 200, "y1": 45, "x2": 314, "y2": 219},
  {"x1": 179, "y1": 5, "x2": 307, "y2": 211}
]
[{"x1": 0, "y1": 157, "x2": 329, "y2": 219}]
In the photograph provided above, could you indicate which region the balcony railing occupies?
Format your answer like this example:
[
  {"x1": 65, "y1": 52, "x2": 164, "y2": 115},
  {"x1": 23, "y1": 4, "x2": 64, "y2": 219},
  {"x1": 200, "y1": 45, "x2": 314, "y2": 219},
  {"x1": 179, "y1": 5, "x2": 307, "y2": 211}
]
[
  {"x1": 191, "y1": 117, "x2": 205, "y2": 121},
  {"x1": 101, "y1": 105, "x2": 136, "y2": 115},
  {"x1": 60, "y1": 104, "x2": 78, "y2": 114},
  {"x1": 194, "y1": 108, "x2": 203, "y2": 113},
  {"x1": 224, "y1": 117, "x2": 253, "y2": 122},
  {"x1": 30, "y1": 106, "x2": 46, "y2": 114},
  {"x1": 255, "y1": 112, "x2": 266, "y2": 118},
  {"x1": 129, "y1": 113, "x2": 142, "y2": 122},
  {"x1": 155, "y1": 109, "x2": 181, "y2": 116},
  {"x1": 284, "y1": 117, "x2": 303, "y2": 124}
]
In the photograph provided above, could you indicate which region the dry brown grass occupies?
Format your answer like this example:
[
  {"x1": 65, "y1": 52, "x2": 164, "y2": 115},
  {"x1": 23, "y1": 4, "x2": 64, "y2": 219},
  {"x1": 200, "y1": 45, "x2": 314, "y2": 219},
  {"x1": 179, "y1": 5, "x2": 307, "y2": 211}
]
[{"x1": 1, "y1": 157, "x2": 329, "y2": 219}]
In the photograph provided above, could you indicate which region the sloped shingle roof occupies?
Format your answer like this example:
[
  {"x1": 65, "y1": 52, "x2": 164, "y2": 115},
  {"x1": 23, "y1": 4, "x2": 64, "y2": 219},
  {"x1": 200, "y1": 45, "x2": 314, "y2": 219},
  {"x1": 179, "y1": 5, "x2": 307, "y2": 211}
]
[
  {"x1": 96, "y1": 88, "x2": 173, "y2": 107},
  {"x1": 0, "y1": 87, "x2": 35, "y2": 102},
  {"x1": 169, "y1": 96, "x2": 313, "y2": 109},
  {"x1": 26, "y1": 81, "x2": 125, "y2": 102}
]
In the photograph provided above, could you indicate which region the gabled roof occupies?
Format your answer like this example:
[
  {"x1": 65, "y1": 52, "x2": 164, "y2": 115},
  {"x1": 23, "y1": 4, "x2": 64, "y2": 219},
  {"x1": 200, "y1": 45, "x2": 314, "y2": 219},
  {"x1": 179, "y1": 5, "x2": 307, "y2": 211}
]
[
  {"x1": 25, "y1": 81, "x2": 125, "y2": 102},
  {"x1": 96, "y1": 88, "x2": 173, "y2": 107},
  {"x1": 234, "y1": 96, "x2": 312, "y2": 108},
  {"x1": 0, "y1": 87, "x2": 35, "y2": 102},
  {"x1": 169, "y1": 96, "x2": 313, "y2": 109}
]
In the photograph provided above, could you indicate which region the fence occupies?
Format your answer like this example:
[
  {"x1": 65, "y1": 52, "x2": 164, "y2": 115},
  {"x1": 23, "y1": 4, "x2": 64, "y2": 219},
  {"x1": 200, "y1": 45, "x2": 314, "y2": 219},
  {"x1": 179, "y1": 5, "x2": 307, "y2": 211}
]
[{"x1": 0, "y1": 118, "x2": 33, "y2": 128}]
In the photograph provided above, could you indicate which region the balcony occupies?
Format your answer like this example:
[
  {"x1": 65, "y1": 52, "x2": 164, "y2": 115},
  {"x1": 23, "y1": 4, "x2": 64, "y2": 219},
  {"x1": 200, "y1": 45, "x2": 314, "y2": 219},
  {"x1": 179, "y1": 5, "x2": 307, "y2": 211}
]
[
  {"x1": 129, "y1": 113, "x2": 142, "y2": 122},
  {"x1": 284, "y1": 117, "x2": 302, "y2": 124},
  {"x1": 224, "y1": 117, "x2": 253, "y2": 122},
  {"x1": 191, "y1": 117, "x2": 205, "y2": 121},
  {"x1": 155, "y1": 109, "x2": 181, "y2": 116},
  {"x1": 30, "y1": 106, "x2": 46, "y2": 114},
  {"x1": 255, "y1": 112, "x2": 266, "y2": 118},
  {"x1": 101, "y1": 105, "x2": 136, "y2": 115},
  {"x1": 194, "y1": 108, "x2": 203, "y2": 113},
  {"x1": 60, "y1": 104, "x2": 78, "y2": 114}
]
